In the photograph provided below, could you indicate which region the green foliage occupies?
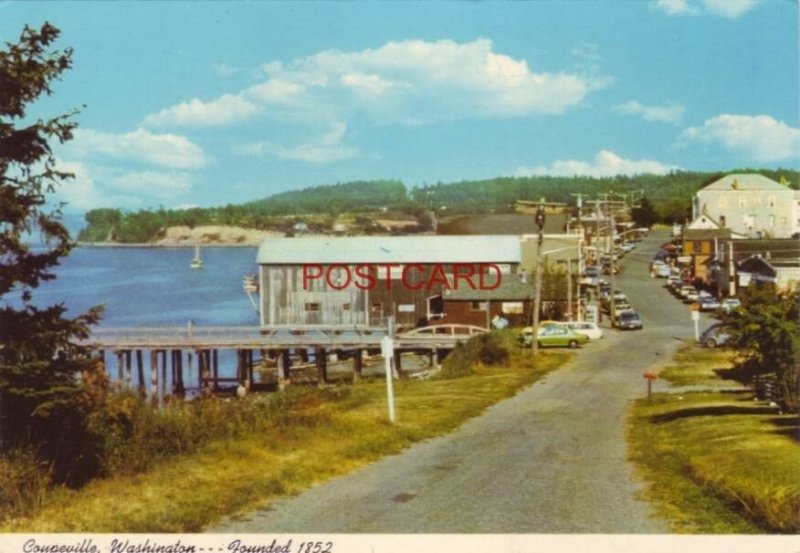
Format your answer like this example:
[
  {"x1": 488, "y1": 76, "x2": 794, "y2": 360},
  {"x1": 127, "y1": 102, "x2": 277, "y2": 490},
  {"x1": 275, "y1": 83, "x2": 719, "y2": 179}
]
[
  {"x1": 0, "y1": 22, "x2": 103, "y2": 485},
  {"x1": 632, "y1": 196, "x2": 657, "y2": 228},
  {"x1": 722, "y1": 286, "x2": 799, "y2": 410},
  {"x1": 441, "y1": 332, "x2": 509, "y2": 378}
]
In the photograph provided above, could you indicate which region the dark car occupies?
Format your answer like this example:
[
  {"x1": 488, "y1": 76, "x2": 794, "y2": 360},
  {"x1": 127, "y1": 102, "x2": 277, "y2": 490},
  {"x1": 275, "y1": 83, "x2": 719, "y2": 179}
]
[
  {"x1": 616, "y1": 311, "x2": 643, "y2": 330},
  {"x1": 700, "y1": 323, "x2": 729, "y2": 348}
]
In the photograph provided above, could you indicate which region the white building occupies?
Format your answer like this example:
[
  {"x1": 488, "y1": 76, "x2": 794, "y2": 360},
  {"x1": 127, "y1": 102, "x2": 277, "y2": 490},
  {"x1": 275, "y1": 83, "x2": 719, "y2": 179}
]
[{"x1": 691, "y1": 174, "x2": 800, "y2": 239}]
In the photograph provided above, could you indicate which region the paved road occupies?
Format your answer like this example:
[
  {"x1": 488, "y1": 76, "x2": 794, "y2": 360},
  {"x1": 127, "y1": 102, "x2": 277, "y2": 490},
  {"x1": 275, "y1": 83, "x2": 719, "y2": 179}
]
[{"x1": 209, "y1": 230, "x2": 710, "y2": 533}]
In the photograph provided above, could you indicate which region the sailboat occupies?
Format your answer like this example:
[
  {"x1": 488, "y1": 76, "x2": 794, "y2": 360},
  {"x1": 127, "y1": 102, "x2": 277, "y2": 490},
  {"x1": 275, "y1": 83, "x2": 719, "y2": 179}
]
[{"x1": 190, "y1": 243, "x2": 203, "y2": 269}]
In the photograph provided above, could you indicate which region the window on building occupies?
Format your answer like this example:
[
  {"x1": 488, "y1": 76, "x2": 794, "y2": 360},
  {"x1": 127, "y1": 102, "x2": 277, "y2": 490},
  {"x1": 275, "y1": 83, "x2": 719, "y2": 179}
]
[
  {"x1": 342, "y1": 303, "x2": 351, "y2": 311},
  {"x1": 470, "y1": 301, "x2": 488, "y2": 311},
  {"x1": 768, "y1": 196, "x2": 776, "y2": 208},
  {"x1": 501, "y1": 302, "x2": 524, "y2": 314},
  {"x1": 305, "y1": 302, "x2": 321, "y2": 312},
  {"x1": 739, "y1": 196, "x2": 746, "y2": 208},
  {"x1": 718, "y1": 197, "x2": 727, "y2": 209},
  {"x1": 768, "y1": 215, "x2": 775, "y2": 227}
]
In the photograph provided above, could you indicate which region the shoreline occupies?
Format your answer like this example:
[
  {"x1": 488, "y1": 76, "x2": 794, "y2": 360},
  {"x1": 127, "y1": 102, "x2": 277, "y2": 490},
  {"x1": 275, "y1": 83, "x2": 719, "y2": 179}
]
[{"x1": 75, "y1": 241, "x2": 258, "y2": 248}]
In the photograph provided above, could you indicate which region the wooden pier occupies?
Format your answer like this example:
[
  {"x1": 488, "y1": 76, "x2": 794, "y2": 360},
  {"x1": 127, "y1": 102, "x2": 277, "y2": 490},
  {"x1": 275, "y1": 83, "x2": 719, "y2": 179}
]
[{"x1": 84, "y1": 324, "x2": 486, "y2": 398}]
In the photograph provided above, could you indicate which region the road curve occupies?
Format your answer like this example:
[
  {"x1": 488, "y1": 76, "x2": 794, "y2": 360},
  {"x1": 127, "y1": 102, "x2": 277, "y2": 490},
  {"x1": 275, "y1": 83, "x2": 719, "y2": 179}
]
[{"x1": 209, "y1": 230, "x2": 702, "y2": 533}]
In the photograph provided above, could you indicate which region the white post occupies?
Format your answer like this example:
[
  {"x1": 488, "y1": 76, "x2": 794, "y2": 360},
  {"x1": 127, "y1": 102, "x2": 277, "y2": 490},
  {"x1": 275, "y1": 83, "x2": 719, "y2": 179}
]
[
  {"x1": 692, "y1": 308, "x2": 700, "y2": 341},
  {"x1": 382, "y1": 316, "x2": 397, "y2": 423}
]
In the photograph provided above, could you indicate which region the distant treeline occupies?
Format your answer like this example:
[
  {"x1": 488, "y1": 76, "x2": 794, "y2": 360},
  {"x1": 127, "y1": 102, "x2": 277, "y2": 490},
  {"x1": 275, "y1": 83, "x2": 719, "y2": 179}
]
[{"x1": 78, "y1": 170, "x2": 799, "y2": 243}]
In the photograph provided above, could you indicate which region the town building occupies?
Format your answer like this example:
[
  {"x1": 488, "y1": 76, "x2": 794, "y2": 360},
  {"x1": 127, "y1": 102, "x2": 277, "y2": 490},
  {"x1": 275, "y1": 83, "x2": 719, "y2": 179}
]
[
  {"x1": 439, "y1": 274, "x2": 535, "y2": 328},
  {"x1": 690, "y1": 173, "x2": 800, "y2": 239},
  {"x1": 255, "y1": 235, "x2": 522, "y2": 329},
  {"x1": 708, "y1": 238, "x2": 800, "y2": 295},
  {"x1": 682, "y1": 228, "x2": 734, "y2": 283}
]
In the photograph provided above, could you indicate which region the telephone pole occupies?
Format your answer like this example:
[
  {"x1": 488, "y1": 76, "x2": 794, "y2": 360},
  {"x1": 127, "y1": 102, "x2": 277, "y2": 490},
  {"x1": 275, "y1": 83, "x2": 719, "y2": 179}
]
[{"x1": 516, "y1": 198, "x2": 565, "y2": 358}]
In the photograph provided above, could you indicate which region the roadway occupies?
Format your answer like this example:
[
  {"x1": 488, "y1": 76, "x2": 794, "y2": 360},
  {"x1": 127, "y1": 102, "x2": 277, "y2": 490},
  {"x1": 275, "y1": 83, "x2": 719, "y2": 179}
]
[{"x1": 208, "y1": 229, "x2": 711, "y2": 533}]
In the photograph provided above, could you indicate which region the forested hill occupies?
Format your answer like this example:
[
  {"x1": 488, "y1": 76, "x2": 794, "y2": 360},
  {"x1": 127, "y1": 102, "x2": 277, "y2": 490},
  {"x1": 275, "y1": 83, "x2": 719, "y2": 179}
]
[
  {"x1": 411, "y1": 169, "x2": 798, "y2": 215},
  {"x1": 245, "y1": 179, "x2": 408, "y2": 215},
  {"x1": 77, "y1": 170, "x2": 798, "y2": 243}
]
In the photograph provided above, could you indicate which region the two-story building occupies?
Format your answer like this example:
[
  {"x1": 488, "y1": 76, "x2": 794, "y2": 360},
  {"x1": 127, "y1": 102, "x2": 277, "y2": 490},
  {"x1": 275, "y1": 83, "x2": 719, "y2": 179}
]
[{"x1": 691, "y1": 173, "x2": 800, "y2": 239}]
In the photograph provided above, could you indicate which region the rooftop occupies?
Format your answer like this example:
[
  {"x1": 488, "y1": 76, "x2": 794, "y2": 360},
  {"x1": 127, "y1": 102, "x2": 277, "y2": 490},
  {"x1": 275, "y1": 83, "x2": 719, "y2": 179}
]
[
  {"x1": 700, "y1": 173, "x2": 789, "y2": 192},
  {"x1": 445, "y1": 273, "x2": 535, "y2": 301},
  {"x1": 256, "y1": 235, "x2": 522, "y2": 264}
]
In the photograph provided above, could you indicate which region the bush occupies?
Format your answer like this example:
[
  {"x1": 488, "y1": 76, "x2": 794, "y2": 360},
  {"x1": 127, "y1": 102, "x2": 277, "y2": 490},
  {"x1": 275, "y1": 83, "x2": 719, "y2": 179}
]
[{"x1": 440, "y1": 332, "x2": 509, "y2": 378}]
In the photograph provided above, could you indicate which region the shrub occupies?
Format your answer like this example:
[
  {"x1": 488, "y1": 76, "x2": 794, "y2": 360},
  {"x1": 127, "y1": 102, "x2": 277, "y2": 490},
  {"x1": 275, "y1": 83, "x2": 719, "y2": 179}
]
[{"x1": 440, "y1": 332, "x2": 509, "y2": 378}]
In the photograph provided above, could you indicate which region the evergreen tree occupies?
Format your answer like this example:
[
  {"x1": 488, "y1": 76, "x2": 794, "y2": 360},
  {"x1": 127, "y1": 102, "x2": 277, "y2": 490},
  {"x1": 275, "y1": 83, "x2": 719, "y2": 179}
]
[{"x1": 0, "y1": 23, "x2": 103, "y2": 483}]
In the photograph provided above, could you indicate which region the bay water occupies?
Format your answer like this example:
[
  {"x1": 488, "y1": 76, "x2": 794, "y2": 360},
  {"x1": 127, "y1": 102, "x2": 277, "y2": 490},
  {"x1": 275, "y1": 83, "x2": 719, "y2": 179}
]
[{"x1": 32, "y1": 246, "x2": 262, "y2": 393}]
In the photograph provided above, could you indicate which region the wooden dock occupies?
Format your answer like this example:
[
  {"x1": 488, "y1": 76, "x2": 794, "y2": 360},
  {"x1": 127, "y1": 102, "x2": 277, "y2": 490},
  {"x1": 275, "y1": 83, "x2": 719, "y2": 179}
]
[{"x1": 83, "y1": 324, "x2": 486, "y2": 399}]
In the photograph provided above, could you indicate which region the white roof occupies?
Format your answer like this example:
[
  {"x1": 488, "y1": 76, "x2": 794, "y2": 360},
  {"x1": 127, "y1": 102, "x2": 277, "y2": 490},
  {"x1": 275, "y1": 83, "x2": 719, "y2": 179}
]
[
  {"x1": 701, "y1": 174, "x2": 787, "y2": 192},
  {"x1": 257, "y1": 235, "x2": 521, "y2": 264}
]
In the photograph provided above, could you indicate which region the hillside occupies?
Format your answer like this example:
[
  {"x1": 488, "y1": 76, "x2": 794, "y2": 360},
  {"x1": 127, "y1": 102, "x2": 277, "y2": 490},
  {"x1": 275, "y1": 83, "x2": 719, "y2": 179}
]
[{"x1": 77, "y1": 170, "x2": 799, "y2": 244}]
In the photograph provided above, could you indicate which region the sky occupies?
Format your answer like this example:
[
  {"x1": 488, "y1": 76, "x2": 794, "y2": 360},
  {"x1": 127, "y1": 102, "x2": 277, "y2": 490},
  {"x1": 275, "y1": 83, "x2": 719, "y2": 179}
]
[{"x1": 1, "y1": 0, "x2": 798, "y2": 214}]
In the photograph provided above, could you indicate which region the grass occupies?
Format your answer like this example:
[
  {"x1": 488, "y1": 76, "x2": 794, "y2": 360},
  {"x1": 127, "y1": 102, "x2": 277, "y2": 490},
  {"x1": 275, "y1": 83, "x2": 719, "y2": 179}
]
[
  {"x1": 657, "y1": 343, "x2": 740, "y2": 388},
  {"x1": 628, "y1": 345, "x2": 800, "y2": 534},
  {"x1": 0, "y1": 344, "x2": 570, "y2": 532}
]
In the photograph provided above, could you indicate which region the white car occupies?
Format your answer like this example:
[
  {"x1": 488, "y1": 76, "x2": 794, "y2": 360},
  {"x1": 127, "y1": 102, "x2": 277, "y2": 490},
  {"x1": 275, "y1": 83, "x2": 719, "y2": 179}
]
[{"x1": 564, "y1": 321, "x2": 603, "y2": 340}]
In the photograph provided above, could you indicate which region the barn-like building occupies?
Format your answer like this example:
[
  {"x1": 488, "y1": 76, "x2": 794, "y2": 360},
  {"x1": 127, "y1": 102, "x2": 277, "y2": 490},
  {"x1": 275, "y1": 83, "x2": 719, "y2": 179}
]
[{"x1": 256, "y1": 235, "x2": 522, "y2": 329}]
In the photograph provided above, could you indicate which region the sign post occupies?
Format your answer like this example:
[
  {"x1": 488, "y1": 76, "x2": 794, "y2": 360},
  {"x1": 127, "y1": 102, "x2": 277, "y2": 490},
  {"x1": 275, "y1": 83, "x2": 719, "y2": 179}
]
[
  {"x1": 691, "y1": 303, "x2": 700, "y2": 341},
  {"x1": 381, "y1": 316, "x2": 397, "y2": 424}
]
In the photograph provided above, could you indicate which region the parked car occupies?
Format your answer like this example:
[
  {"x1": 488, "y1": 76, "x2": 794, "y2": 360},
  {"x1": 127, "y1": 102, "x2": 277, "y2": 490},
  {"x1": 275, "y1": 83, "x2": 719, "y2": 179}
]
[
  {"x1": 683, "y1": 289, "x2": 701, "y2": 303},
  {"x1": 699, "y1": 296, "x2": 721, "y2": 311},
  {"x1": 520, "y1": 324, "x2": 589, "y2": 348},
  {"x1": 656, "y1": 264, "x2": 671, "y2": 278},
  {"x1": 666, "y1": 275, "x2": 682, "y2": 289},
  {"x1": 719, "y1": 297, "x2": 742, "y2": 314},
  {"x1": 678, "y1": 285, "x2": 696, "y2": 299},
  {"x1": 615, "y1": 311, "x2": 643, "y2": 330},
  {"x1": 563, "y1": 321, "x2": 603, "y2": 340},
  {"x1": 700, "y1": 323, "x2": 730, "y2": 348}
]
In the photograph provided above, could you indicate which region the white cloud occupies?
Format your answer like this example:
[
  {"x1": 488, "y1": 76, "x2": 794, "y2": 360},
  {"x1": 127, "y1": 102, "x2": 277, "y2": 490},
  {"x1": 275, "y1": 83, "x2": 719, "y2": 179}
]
[
  {"x1": 614, "y1": 100, "x2": 685, "y2": 124},
  {"x1": 679, "y1": 114, "x2": 800, "y2": 162},
  {"x1": 70, "y1": 128, "x2": 207, "y2": 169},
  {"x1": 654, "y1": 0, "x2": 697, "y2": 15},
  {"x1": 236, "y1": 122, "x2": 358, "y2": 164},
  {"x1": 53, "y1": 161, "x2": 152, "y2": 211},
  {"x1": 145, "y1": 38, "x2": 607, "y2": 130},
  {"x1": 111, "y1": 171, "x2": 191, "y2": 197},
  {"x1": 515, "y1": 150, "x2": 678, "y2": 178},
  {"x1": 701, "y1": 0, "x2": 759, "y2": 18},
  {"x1": 211, "y1": 63, "x2": 240, "y2": 77},
  {"x1": 654, "y1": 0, "x2": 759, "y2": 17},
  {"x1": 142, "y1": 94, "x2": 261, "y2": 127}
]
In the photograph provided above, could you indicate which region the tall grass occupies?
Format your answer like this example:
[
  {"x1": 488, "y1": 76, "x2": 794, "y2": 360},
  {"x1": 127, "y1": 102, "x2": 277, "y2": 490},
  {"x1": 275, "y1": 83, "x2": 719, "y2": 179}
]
[{"x1": 0, "y1": 332, "x2": 568, "y2": 532}]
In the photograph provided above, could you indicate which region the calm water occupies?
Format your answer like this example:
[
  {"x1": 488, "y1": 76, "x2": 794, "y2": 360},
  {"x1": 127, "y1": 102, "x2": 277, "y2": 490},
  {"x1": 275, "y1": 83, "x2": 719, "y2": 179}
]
[
  {"x1": 30, "y1": 246, "x2": 262, "y2": 392},
  {"x1": 34, "y1": 246, "x2": 260, "y2": 327}
]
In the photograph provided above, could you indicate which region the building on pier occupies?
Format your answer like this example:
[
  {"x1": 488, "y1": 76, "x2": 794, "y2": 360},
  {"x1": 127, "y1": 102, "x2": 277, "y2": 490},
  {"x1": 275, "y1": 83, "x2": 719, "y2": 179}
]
[{"x1": 255, "y1": 235, "x2": 522, "y2": 329}]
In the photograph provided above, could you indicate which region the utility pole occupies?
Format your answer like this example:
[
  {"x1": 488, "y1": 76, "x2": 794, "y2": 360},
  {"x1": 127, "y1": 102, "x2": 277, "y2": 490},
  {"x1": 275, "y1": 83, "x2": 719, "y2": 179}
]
[
  {"x1": 516, "y1": 198, "x2": 566, "y2": 358},
  {"x1": 566, "y1": 257, "x2": 573, "y2": 321}
]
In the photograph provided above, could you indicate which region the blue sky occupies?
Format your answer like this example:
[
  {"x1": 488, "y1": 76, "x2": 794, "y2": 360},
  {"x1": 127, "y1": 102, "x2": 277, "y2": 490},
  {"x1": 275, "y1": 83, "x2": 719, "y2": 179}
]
[{"x1": 1, "y1": 0, "x2": 798, "y2": 213}]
